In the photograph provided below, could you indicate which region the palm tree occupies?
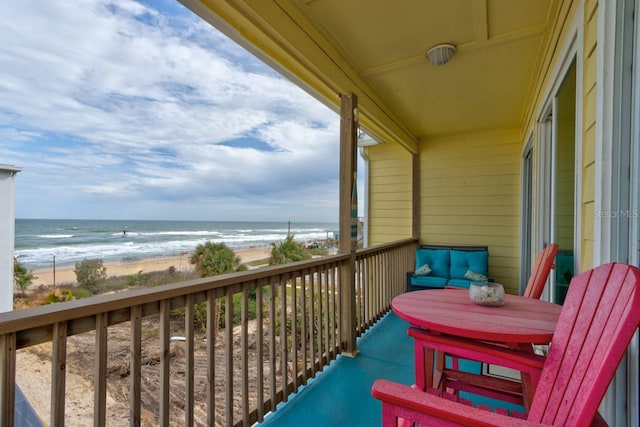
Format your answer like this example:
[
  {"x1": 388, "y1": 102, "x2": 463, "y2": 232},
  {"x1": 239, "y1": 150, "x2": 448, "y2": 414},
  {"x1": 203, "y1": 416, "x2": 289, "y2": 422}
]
[
  {"x1": 269, "y1": 235, "x2": 311, "y2": 265},
  {"x1": 189, "y1": 242, "x2": 246, "y2": 333},
  {"x1": 190, "y1": 242, "x2": 246, "y2": 277},
  {"x1": 13, "y1": 260, "x2": 34, "y2": 296}
]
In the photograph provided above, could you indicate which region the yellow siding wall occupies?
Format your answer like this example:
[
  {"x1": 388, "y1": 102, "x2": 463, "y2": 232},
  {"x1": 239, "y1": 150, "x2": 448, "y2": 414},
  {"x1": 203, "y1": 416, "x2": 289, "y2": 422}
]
[
  {"x1": 420, "y1": 130, "x2": 521, "y2": 294},
  {"x1": 581, "y1": 0, "x2": 598, "y2": 270},
  {"x1": 366, "y1": 142, "x2": 413, "y2": 245}
]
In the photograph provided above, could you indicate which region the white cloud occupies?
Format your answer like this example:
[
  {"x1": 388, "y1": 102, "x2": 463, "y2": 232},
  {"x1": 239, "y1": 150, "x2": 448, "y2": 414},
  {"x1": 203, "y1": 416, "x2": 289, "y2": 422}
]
[{"x1": 0, "y1": 0, "x2": 345, "y2": 221}]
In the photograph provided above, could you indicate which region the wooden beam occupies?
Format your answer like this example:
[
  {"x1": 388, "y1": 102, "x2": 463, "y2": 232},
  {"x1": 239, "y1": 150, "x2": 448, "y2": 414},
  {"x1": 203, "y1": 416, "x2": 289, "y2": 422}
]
[{"x1": 471, "y1": 0, "x2": 489, "y2": 41}]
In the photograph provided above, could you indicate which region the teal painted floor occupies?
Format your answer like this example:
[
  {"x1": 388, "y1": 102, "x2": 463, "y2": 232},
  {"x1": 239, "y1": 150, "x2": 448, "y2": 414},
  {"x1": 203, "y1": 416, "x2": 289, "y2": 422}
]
[
  {"x1": 257, "y1": 312, "x2": 414, "y2": 426},
  {"x1": 257, "y1": 312, "x2": 524, "y2": 426}
]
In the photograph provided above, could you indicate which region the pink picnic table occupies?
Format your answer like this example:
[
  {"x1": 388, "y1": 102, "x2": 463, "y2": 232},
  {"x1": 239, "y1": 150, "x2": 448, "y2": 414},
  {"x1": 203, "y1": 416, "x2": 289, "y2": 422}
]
[{"x1": 392, "y1": 289, "x2": 561, "y2": 406}]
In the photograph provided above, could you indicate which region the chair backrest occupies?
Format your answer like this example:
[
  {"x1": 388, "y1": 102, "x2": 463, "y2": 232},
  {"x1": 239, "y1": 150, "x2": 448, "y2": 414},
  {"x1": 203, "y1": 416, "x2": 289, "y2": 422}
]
[
  {"x1": 528, "y1": 262, "x2": 640, "y2": 426},
  {"x1": 523, "y1": 243, "x2": 559, "y2": 299}
]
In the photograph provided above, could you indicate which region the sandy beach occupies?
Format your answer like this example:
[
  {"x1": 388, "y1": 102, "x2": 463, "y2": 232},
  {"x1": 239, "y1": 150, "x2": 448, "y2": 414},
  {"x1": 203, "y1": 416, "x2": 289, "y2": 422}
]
[{"x1": 30, "y1": 246, "x2": 272, "y2": 286}]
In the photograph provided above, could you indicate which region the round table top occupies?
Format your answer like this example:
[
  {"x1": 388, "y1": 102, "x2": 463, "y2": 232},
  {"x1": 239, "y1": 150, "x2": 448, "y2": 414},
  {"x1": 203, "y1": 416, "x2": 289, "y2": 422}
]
[{"x1": 392, "y1": 289, "x2": 561, "y2": 344}]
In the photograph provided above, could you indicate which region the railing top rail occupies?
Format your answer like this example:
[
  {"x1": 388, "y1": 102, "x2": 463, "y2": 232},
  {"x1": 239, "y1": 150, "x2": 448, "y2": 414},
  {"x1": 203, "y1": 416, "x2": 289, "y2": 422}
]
[
  {"x1": 0, "y1": 253, "x2": 350, "y2": 336},
  {"x1": 355, "y1": 237, "x2": 418, "y2": 257}
]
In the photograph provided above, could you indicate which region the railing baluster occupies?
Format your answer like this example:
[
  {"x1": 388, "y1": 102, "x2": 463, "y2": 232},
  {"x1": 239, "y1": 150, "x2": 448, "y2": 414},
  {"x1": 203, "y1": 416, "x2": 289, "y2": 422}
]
[
  {"x1": 334, "y1": 264, "x2": 340, "y2": 353},
  {"x1": 323, "y1": 266, "x2": 330, "y2": 364},
  {"x1": 51, "y1": 321, "x2": 67, "y2": 426},
  {"x1": 159, "y1": 299, "x2": 170, "y2": 427},
  {"x1": 224, "y1": 286, "x2": 233, "y2": 426},
  {"x1": 0, "y1": 333, "x2": 16, "y2": 427},
  {"x1": 269, "y1": 281, "x2": 276, "y2": 412},
  {"x1": 308, "y1": 268, "x2": 316, "y2": 376},
  {"x1": 94, "y1": 313, "x2": 108, "y2": 427},
  {"x1": 353, "y1": 257, "x2": 363, "y2": 335},
  {"x1": 185, "y1": 294, "x2": 195, "y2": 427},
  {"x1": 241, "y1": 284, "x2": 249, "y2": 423},
  {"x1": 206, "y1": 290, "x2": 216, "y2": 427},
  {"x1": 291, "y1": 273, "x2": 298, "y2": 390},
  {"x1": 370, "y1": 255, "x2": 375, "y2": 322},
  {"x1": 362, "y1": 257, "x2": 368, "y2": 327},
  {"x1": 256, "y1": 280, "x2": 264, "y2": 422},
  {"x1": 300, "y1": 272, "x2": 308, "y2": 384},
  {"x1": 130, "y1": 305, "x2": 142, "y2": 427},
  {"x1": 327, "y1": 266, "x2": 338, "y2": 360},
  {"x1": 279, "y1": 276, "x2": 287, "y2": 402},
  {"x1": 376, "y1": 253, "x2": 380, "y2": 317},
  {"x1": 315, "y1": 267, "x2": 322, "y2": 367}
]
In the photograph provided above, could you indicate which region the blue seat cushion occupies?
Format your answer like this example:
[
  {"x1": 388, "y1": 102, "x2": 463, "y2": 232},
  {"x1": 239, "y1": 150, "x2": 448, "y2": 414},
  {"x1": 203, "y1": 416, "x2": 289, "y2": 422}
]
[
  {"x1": 415, "y1": 249, "x2": 450, "y2": 278},
  {"x1": 450, "y1": 249, "x2": 488, "y2": 280},
  {"x1": 410, "y1": 275, "x2": 448, "y2": 288}
]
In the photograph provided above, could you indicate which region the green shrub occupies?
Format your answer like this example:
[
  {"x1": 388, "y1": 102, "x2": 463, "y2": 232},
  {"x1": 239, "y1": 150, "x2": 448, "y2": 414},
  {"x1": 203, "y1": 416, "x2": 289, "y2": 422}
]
[
  {"x1": 45, "y1": 289, "x2": 75, "y2": 304},
  {"x1": 74, "y1": 259, "x2": 107, "y2": 292},
  {"x1": 71, "y1": 287, "x2": 93, "y2": 299}
]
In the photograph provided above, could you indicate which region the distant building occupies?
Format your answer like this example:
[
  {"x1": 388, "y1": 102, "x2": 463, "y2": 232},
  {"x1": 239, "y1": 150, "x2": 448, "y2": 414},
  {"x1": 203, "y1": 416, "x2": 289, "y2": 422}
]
[{"x1": 0, "y1": 165, "x2": 20, "y2": 313}]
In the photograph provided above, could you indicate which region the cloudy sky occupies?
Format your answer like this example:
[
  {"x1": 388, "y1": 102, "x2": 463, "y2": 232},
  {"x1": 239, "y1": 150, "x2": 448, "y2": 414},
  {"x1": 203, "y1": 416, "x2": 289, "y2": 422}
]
[{"x1": 0, "y1": 0, "x2": 361, "y2": 223}]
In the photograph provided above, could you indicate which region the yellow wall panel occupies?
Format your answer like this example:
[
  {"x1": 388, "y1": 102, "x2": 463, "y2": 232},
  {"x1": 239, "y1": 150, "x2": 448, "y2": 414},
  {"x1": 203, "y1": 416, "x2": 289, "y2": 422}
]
[
  {"x1": 583, "y1": 125, "x2": 596, "y2": 166},
  {"x1": 584, "y1": 9, "x2": 598, "y2": 56},
  {"x1": 420, "y1": 131, "x2": 521, "y2": 291},
  {"x1": 580, "y1": 0, "x2": 598, "y2": 271},
  {"x1": 583, "y1": 49, "x2": 597, "y2": 90},
  {"x1": 582, "y1": 202, "x2": 595, "y2": 241},
  {"x1": 581, "y1": 239, "x2": 594, "y2": 270},
  {"x1": 582, "y1": 162, "x2": 595, "y2": 202},
  {"x1": 585, "y1": 0, "x2": 598, "y2": 22},
  {"x1": 583, "y1": 84, "x2": 597, "y2": 127},
  {"x1": 367, "y1": 142, "x2": 413, "y2": 246}
]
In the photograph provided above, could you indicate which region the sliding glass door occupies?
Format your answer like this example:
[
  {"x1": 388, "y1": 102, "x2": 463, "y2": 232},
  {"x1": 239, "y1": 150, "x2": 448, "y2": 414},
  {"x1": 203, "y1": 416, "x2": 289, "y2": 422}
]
[{"x1": 535, "y1": 60, "x2": 577, "y2": 303}]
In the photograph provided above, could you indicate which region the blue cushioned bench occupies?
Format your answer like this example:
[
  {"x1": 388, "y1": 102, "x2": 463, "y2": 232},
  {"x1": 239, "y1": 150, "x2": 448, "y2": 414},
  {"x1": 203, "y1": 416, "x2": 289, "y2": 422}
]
[{"x1": 407, "y1": 244, "x2": 490, "y2": 291}]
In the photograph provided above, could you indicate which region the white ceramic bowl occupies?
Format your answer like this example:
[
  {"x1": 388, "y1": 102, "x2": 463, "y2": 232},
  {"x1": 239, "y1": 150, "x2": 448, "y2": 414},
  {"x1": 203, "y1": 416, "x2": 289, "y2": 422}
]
[{"x1": 469, "y1": 282, "x2": 505, "y2": 307}]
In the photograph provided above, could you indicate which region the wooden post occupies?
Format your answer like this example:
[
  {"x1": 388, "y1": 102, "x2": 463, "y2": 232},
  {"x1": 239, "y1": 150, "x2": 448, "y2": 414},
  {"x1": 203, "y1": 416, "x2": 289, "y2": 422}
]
[{"x1": 339, "y1": 93, "x2": 358, "y2": 357}]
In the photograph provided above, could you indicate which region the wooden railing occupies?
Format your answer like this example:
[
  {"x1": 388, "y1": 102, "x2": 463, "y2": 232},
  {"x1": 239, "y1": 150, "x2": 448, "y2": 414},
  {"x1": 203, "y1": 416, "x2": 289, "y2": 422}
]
[{"x1": 0, "y1": 238, "x2": 417, "y2": 427}]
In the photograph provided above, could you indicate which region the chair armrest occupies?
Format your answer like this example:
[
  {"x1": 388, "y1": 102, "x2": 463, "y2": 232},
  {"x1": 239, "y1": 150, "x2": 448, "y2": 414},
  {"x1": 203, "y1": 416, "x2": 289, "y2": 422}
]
[
  {"x1": 372, "y1": 379, "x2": 545, "y2": 426},
  {"x1": 408, "y1": 327, "x2": 546, "y2": 375}
]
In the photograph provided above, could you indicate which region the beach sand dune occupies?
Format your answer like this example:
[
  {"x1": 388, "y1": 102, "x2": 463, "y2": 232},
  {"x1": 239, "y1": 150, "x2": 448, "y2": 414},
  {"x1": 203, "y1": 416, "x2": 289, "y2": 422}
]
[{"x1": 31, "y1": 246, "x2": 272, "y2": 286}]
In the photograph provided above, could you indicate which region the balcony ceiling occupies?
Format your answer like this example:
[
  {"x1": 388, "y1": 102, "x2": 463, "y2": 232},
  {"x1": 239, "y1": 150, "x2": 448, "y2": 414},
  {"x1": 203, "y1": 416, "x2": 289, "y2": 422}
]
[{"x1": 188, "y1": 0, "x2": 557, "y2": 150}]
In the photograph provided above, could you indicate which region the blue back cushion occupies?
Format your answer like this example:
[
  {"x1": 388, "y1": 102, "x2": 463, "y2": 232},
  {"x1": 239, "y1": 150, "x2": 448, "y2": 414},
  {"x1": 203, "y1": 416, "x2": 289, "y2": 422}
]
[
  {"x1": 450, "y1": 249, "x2": 488, "y2": 280},
  {"x1": 416, "y1": 249, "x2": 450, "y2": 278}
]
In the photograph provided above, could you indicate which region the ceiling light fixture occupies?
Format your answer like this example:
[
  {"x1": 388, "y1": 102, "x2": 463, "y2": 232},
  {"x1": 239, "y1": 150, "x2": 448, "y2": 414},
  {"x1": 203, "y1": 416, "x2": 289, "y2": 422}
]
[{"x1": 425, "y1": 43, "x2": 456, "y2": 66}]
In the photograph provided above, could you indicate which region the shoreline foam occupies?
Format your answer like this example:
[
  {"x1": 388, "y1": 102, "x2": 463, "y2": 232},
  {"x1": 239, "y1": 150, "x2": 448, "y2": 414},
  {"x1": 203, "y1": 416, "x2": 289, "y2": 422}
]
[{"x1": 30, "y1": 246, "x2": 272, "y2": 286}]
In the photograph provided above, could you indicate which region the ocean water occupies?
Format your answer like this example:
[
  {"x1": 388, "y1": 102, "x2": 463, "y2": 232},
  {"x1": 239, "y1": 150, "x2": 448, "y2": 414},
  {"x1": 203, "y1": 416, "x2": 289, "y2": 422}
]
[{"x1": 14, "y1": 219, "x2": 337, "y2": 269}]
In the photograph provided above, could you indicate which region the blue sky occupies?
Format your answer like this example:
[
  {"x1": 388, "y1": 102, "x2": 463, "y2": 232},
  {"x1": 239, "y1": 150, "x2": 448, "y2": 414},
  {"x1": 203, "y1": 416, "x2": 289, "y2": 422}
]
[{"x1": 0, "y1": 0, "x2": 363, "y2": 223}]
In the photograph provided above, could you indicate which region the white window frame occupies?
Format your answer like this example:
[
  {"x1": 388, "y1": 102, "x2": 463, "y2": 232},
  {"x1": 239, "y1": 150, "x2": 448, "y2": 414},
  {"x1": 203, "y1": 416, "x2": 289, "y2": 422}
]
[
  {"x1": 519, "y1": 137, "x2": 534, "y2": 295},
  {"x1": 534, "y1": 15, "x2": 583, "y2": 303}
]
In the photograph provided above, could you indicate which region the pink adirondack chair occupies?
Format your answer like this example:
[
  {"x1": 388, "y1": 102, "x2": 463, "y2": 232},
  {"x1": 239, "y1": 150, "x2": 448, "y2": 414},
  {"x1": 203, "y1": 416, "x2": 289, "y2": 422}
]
[
  {"x1": 523, "y1": 243, "x2": 559, "y2": 299},
  {"x1": 373, "y1": 262, "x2": 640, "y2": 426},
  {"x1": 410, "y1": 244, "x2": 560, "y2": 408}
]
